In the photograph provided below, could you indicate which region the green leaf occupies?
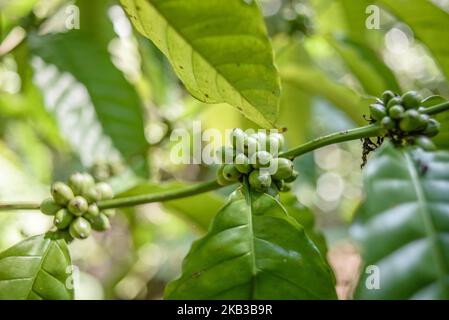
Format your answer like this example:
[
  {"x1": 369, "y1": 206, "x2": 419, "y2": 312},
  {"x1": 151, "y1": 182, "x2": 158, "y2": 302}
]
[
  {"x1": 376, "y1": 0, "x2": 449, "y2": 84},
  {"x1": 280, "y1": 64, "x2": 365, "y2": 126},
  {"x1": 421, "y1": 95, "x2": 449, "y2": 149},
  {"x1": 117, "y1": 182, "x2": 225, "y2": 232},
  {"x1": 0, "y1": 233, "x2": 74, "y2": 300},
  {"x1": 351, "y1": 142, "x2": 449, "y2": 299},
  {"x1": 28, "y1": 17, "x2": 148, "y2": 174},
  {"x1": 165, "y1": 185, "x2": 337, "y2": 299},
  {"x1": 120, "y1": 0, "x2": 281, "y2": 128},
  {"x1": 280, "y1": 193, "x2": 328, "y2": 257},
  {"x1": 326, "y1": 35, "x2": 400, "y2": 96}
]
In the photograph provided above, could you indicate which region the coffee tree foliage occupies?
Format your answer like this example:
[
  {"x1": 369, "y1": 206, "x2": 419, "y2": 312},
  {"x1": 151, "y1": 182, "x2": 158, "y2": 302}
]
[{"x1": 0, "y1": 0, "x2": 449, "y2": 300}]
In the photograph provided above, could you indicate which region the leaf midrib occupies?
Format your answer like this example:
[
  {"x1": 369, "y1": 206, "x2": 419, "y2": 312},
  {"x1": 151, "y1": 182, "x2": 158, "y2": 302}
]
[
  {"x1": 132, "y1": 0, "x2": 275, "y2": 128},
  {"x1": 26, "y1": 237, "x2": 51, "y2": 299},
  {"x1": 243, "y1": 179, "x2": 259, "y2": 299},
  {"x1": 403, "y1": 151, "x2": 449, "y2": 295}
]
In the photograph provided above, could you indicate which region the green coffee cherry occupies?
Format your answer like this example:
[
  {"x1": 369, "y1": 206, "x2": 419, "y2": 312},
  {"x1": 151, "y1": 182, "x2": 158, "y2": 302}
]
[
  {"x1": 399, "y1": 109, "x2": 421, "y2": 132},
  {"x1": 382, "y1": 90, "x2": 396, "y2": 105},
  {"x1": 389, "y1": 105, "x2": 405, "y2": 120},
  {"x1": 216, "y1": 164, "x2": 232, "y2": 186},
  {"x1": 416, "y1": 114, "x2": 430, "y2": 131},
  {"x1": 217, "y1": 145, "x2": 235, "y2": 163},
  {"x1": 103, "y1": 209, "x2": 116, "y2": 218},
  {"x1": 284, "y1": 170, "x2": 299, "y2": 183},
  {"x1": 416, "y1": 136, "x2": 436, "y2": 151},
  {"x1": 69, "y1": 217, "x2": 92, "y2": 240},
  {"x1": 250, "y1": 151, "x2": 273, "y2": 168},
  {"x1": 54, "y1": 209, "x2": 74, "y2": 230},
  {"x1": 68, "y1": 196, "x2": 88, "y2": 216},
  {"x1": 249, "y1": 170, "x2": 272, "y2": 192},
  {"x1": 68, "y1": 172, "x2": 86, "y2": 196},
  {"x1": 84, "y1": 187, "x2": 101, "y2": 203},
  {"x1": 386, "y1": 97, "x2": 402, "y2": 109},
  {"x1": 271, "y1": 133, "x2": 285, "y2": 150},
  {"x1": 271, "y1": 158, "x2": 294, "y2": 180},
  {"x1": 231, "y1": 128, "x2": 247, "y2": 151},
  {"x1": 424, "y1": 119, "x2": 440, "y2": 137},
  {"x1": 402, "y1": 91, "x2": 422, "y2": 109},
  {"x1": 90, "y1": 213, "x2": 111, "y2": 231},
  {"x1": 40, "y1": 198, "x2": 62, "y2": 216},
  {"x1": 245, "y1": 136, "x2": 259, "y2": 156},
  {"x1": 234, "y1": 153, "x2": 252, "y2": 174},
  {"x1": 223, "y1": 164, "x2": 241, "y2": 182},
  {"x1": 381, "y1": 116, "x2": 395, "y2": 130},
  {"x1": 84, "y1": 204, "x2": 100, "y2": 221},
  {"x1": 274, "y1": 179, "x2": 285, "y2": 191},
  {"x1": 51, "y1": 182, "x2": 74, "y2": 205},
  {"x1": 95, "y1": 182, "x2": 114, "y2": 200},
  {"x1": 369, "y1": 103, "x2": 387, "y2": 121}
]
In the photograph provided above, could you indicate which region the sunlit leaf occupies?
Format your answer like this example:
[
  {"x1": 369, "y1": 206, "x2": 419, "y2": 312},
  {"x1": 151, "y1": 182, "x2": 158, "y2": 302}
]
[{"x1": 120, "y1": 0, "x2": 281, "y2": 128}]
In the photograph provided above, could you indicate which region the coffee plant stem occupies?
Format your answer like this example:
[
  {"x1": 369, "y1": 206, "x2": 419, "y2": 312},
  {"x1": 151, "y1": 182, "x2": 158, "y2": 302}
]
[
  {"x1": 279, "y1": 124, "x2": 382, "y2": 159},
  {"x1": 0, "y1": 203, "x2": 41, "y2": 211},
  {"x1": 97, "y1": 179, "x2": 226, "y2": 209},
  {"x1": 1, "y1": 101, "x2": 449, "y2": 212},
  {"x1": 422, "y1": 100, "x2": 449, "y2": 115}
]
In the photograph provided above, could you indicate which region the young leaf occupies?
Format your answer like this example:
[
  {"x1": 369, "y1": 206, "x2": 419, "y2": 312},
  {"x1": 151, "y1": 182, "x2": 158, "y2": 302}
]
[
  {"x1": 165, "y1": 186, "x2": 337, "y2": 299},
  {"x1": 351, "y1": 142, "x2": 449, "y2": 299},
  {"x1": 0, "y1": 233, "x2": 74, "y2": 300},
  {"x1": 120, "y1": 0, "x2": 281, "y2": 128}
]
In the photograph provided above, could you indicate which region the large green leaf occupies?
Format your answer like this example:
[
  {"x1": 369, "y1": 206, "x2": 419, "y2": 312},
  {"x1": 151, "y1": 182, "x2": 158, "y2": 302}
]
[
  {"x1": 0, "y1": 233, "x2": 74, "y2": 300},
  {"x1": 120, "y1": 0, "x2": 281, "y2": 128},
  {"x1": 28, "y1": 4, "x2": 148, "y2": 174},
  {"x1": 281, "y1": 193, "x2": 328, "y2": 257},
  {"x1": 117, "y1": 182, "x2": 225, "y2": 232},
  {"x1": 375, "y1": 0, "x2": 449, "y2": 84},
  {"x1": 351, "y1": 142, "x2": 449, "y2": 299},
  {"x1": 165, "y1": 185, "x2": 337, "y2": 299}
]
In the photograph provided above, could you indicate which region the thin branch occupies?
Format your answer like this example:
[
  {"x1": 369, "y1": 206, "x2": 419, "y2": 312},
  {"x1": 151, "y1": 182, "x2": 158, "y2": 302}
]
[
  {"x1": 279, "y1": 124, "x2": 382, "y2": 159},
  {"x1": 97, "y1": 179, "x2": 227, "y2": 209},
  {"x1": 0, "y1": 203, "x2": 40, "y2": 211}
]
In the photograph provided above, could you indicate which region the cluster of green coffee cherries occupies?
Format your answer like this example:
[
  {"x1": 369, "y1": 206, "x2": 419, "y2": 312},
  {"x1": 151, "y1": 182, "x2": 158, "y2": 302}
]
[
  {"x1": 40, "y1": 172, "x2": 114, "y2": 240},
  {"x1": 370, "y1": 90, "x2": 440, "y2": 150},
  {"x1": 215, "y1": 129, "x2": 298, "y2": 195}
]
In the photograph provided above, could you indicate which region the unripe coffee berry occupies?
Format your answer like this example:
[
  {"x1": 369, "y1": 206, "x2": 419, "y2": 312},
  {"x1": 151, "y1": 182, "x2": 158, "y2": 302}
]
[
  {"x1": 95, "y1": 182, "x2": 114, "y2": 200},
  {"x1": 235, "y1": 153, "x2": 252, "y2": 174},
  {"x1": 271, "y1": 158, "x2": 294, "y2": 180},
  {"x1": 389, "y1": 105, "x2": 404, "y2": 120},
  {"x1": 68, "y1": 196, "x2": 88, "y2": 216},
  {"x1": 223, "y1": 164, "x2": 242, "y2": 182},
  {"x1": 54, "y1": 209, "x2": 74, "y2": 230},
  {"x1": 40, "y1": 198, "x2": 62, "y2": 216},
  {"x1": 402, "y1": 91, "x2": 422, "y2": 109},
  {"x1": 69, "y1": 217, "x2": 92, "y2": 240},
  {"x1": 90, "y1": 213, "x2": 111, "y2": 231},
  {"x1": 51, "y1": 182, "x2": 74, "y2": 205},
  {"x1": 250, "y1": 151, "x2": 273, "y2": 168},
  {"x1": 249, "y1": 170, "x2": 272, "y2": 191},
  {"x1": 369, "y1": 104, "x2": 387, "y2": 121}
]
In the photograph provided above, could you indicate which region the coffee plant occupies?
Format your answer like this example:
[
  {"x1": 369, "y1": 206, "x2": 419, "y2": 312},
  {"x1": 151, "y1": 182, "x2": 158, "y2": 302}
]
[{"x1": 1, "y1": 0, "x2": 449, "y2": 300}]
